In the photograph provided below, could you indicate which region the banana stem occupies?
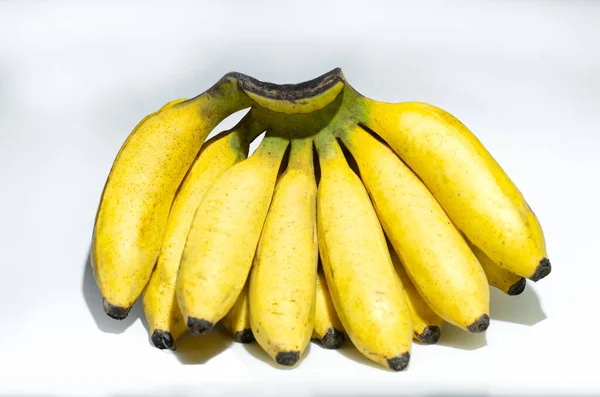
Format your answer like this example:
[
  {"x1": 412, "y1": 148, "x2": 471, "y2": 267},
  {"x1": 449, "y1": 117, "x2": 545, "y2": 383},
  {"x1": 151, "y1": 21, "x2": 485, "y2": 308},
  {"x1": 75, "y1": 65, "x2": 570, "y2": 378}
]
[
  {"x1": 233, "y1": 109, "x2": 268, "y2": 146},
  {"x1": 314, "y1": 130, "x2": 345, "y2": 166},
  {"x1": 336, "y1": 84, "x2": 372, "y2": 125},
  {"x1": 310, "y1": 84, "x2": 365, "y2": 161},
  {"x1": 190, "y1": 74, "x2": 253, "y2": 124},
  {"x1": 287, "y1": 138, "x2": 314, "y2": 171},
  {"x1": 225, "y1": 78, "x2": 368, "y2": 145},
  {"x1": 253, "y1": 134, "x2": 290, "y2": 161},
  {"x1": 340, "y1": 85, "x2": 392, "y2": 134},
  {"x1": 230, "y1": 68, "x2": 346, "y2": 115}
]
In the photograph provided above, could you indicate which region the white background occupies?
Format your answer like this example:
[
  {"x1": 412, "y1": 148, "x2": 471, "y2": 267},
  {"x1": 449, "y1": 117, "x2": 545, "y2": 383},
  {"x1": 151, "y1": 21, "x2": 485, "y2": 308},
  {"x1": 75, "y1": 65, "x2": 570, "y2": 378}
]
[{"x1": 1, "y1": 1, "x2": 599, "y2": 396}]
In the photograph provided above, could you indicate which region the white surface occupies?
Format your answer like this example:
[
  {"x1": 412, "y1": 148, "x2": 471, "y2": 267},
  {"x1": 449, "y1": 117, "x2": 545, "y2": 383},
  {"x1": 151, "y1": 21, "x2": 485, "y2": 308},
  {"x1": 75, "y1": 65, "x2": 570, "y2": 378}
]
[{"x1": 1, "y1": 1, "x2": 599, "y2": 396}]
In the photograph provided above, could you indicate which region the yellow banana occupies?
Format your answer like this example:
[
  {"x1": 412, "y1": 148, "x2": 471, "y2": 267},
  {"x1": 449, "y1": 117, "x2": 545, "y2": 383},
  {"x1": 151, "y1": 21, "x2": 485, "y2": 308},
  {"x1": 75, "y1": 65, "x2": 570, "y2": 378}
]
[
  {"x1": 221, "y1": 280, "x2": 254, "y2": 343},
  {"x1": 315, "y1": 133, "x2": 412, "y2": 371},
  {"x1": 388, "y1": 245, "x2": 444, "y2": 344},
  {"x1": 142, "y1": 112, "x2": 264, "y2": 349},
  {"x1": 249, "y1": 138, "x2": 318, "y2": 366},
  {"x1": 312, "y1": 268, "x2": 345, "y2": 349},
  {"x1": 176, "y1": 134, "x2": 289, "y2": 336},
  {"x1": 92, "y1": 77, "x2": 248, "y2": 319},
  {"x1": 340, "y1": 125, "x2": 489, "y2": 332},
  {"x1": 358, "y1": 95, "x2": 550, "y2": 281},
  {"x1": 469, "y1": 241, "x2": 526, "y2": 296}
]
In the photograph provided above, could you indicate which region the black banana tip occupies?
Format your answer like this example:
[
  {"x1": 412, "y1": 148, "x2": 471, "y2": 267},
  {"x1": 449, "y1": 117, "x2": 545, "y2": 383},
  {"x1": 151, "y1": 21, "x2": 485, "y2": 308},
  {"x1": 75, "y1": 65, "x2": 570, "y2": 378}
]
[
  {"x1": 530, "y1": 258, "x2": 551, "y2": 282},
  {"x1": 234, "y1": 329, "x2": 255, "y2": 344},
  {"x1": 186, "y1": 317, "x2": 214, "y2": 336},
  {"x1": 276, "y1": 351, "x2": 300, "y2": 366},
  {"x1": 151, "y1": 330, "x2": 175, "y2": 350},
  {"x1": 508, "y1": 278, "x2": 527, "y2": 296},
  {"x1": 102, "y1": 298, "x2": 131, "y2": 320},
  {"x1": 467, "y1": 314, "x2": 490, "y2": 333},
  {"x1": 387, "y1": 352, "x2": 410, "y2": 371},
  {"x1": 321, "y1": 328, "x2": 345, "y2": 349},
  {"x1": 417, "y1": 326, "x2": 441, "y2": 344}
]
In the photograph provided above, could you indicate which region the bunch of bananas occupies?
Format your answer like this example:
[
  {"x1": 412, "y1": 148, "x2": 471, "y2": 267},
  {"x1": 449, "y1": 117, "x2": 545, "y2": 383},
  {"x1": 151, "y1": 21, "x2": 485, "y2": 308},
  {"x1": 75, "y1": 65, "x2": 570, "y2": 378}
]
[{"x1": 91, "y1": 69, "x2": 550, "y2": 371}]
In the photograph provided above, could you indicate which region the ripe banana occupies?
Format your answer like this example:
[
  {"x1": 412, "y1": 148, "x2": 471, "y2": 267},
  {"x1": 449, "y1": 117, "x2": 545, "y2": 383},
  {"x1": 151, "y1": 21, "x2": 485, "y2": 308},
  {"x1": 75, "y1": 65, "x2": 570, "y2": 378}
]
[
  {"x1": 316, "y1": 133, "x2": 412, "y2": 371},
  {"x1": 469, "y1": 241, "x2": 526, "y2": 296},
  {"x1": 221, "y1": 279, "x2": 254, "y2": 343},
  {"x1": 388, "y1": 245, "x2": 444, "y2": 344},
  {"x1": 92, "y1": 77, "x2": 248, "y2": 319},
  {"x1": 249, "y1": 138, "x2": 318, "y2": 366},
  {"x1": 176, "y1": 134, "x2": 289, "y2": 336},
  {"x1": 339, "y1": 125, "x2": 489, "y2": 332},
  {"x1": 141, "y1": 111, "x2": 264, "y2": 349},
  {"x1": 312, "y1": 268, "x2": 345, "y2": 349},
  {"x1": 357, "y1": 95, "x2": 550, "y2": 281}
]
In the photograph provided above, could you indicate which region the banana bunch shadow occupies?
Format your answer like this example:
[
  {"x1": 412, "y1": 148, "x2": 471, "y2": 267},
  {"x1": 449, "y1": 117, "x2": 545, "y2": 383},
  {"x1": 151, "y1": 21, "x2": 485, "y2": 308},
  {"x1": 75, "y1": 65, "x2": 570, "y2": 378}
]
[{"x1": 82, "y1": 244, "x2": 547, "y2": 367}]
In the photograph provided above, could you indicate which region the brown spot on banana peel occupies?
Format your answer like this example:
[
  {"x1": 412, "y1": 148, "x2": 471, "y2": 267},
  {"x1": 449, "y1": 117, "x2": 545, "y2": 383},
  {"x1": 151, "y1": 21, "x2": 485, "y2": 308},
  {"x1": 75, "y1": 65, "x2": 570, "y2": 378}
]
[
  {"x1": 103, "y1": 298, "x2": 131, "y2": 320},
  {"x1": 530, "y1": 258, "x2": 551, "y2": 282}
]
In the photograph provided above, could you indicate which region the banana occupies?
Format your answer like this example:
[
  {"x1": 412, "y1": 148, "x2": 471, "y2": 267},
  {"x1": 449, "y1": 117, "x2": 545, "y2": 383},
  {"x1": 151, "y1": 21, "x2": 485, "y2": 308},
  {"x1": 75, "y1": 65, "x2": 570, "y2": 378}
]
[
  {"x1": 92, "y1": 77, "x2": 248, "y2": 319},
  {"x1": 339, "y1": 125, "x2": 489, "y2": 332},
  {"x1": 176, "y1": 134, "x2": 289, "y2": 336},
  {"x1": 358, "y1": 95, "x2": 550, "y2": 281},
  {"x1": 315, "y1": 133, "x2": 412, "y2": 371},
  {"x1": 469, "y1": 241, "x2": 526, "y2": 296},
  {"x1": 221, "y1": 280, "x2": 254, "y2": 343},
  {"x1": 142, "y1": 112, "x2": 264, "y2": 349},
  {"x1": 249, "y1": 138, "x2": 318, "y2": 366},
  {"x1": 312, "y1": 267, "x2": 345, "y2": 349},
  {"x1": 388, "y1": 244, "x2": 444, "y2": 344}
]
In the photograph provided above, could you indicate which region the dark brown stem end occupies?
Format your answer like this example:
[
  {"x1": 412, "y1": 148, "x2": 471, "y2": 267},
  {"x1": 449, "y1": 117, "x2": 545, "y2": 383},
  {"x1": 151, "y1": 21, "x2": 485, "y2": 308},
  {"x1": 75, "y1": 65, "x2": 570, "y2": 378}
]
[{"x1": 228, "y1": 68, "x2": 345, "y2": 103}]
